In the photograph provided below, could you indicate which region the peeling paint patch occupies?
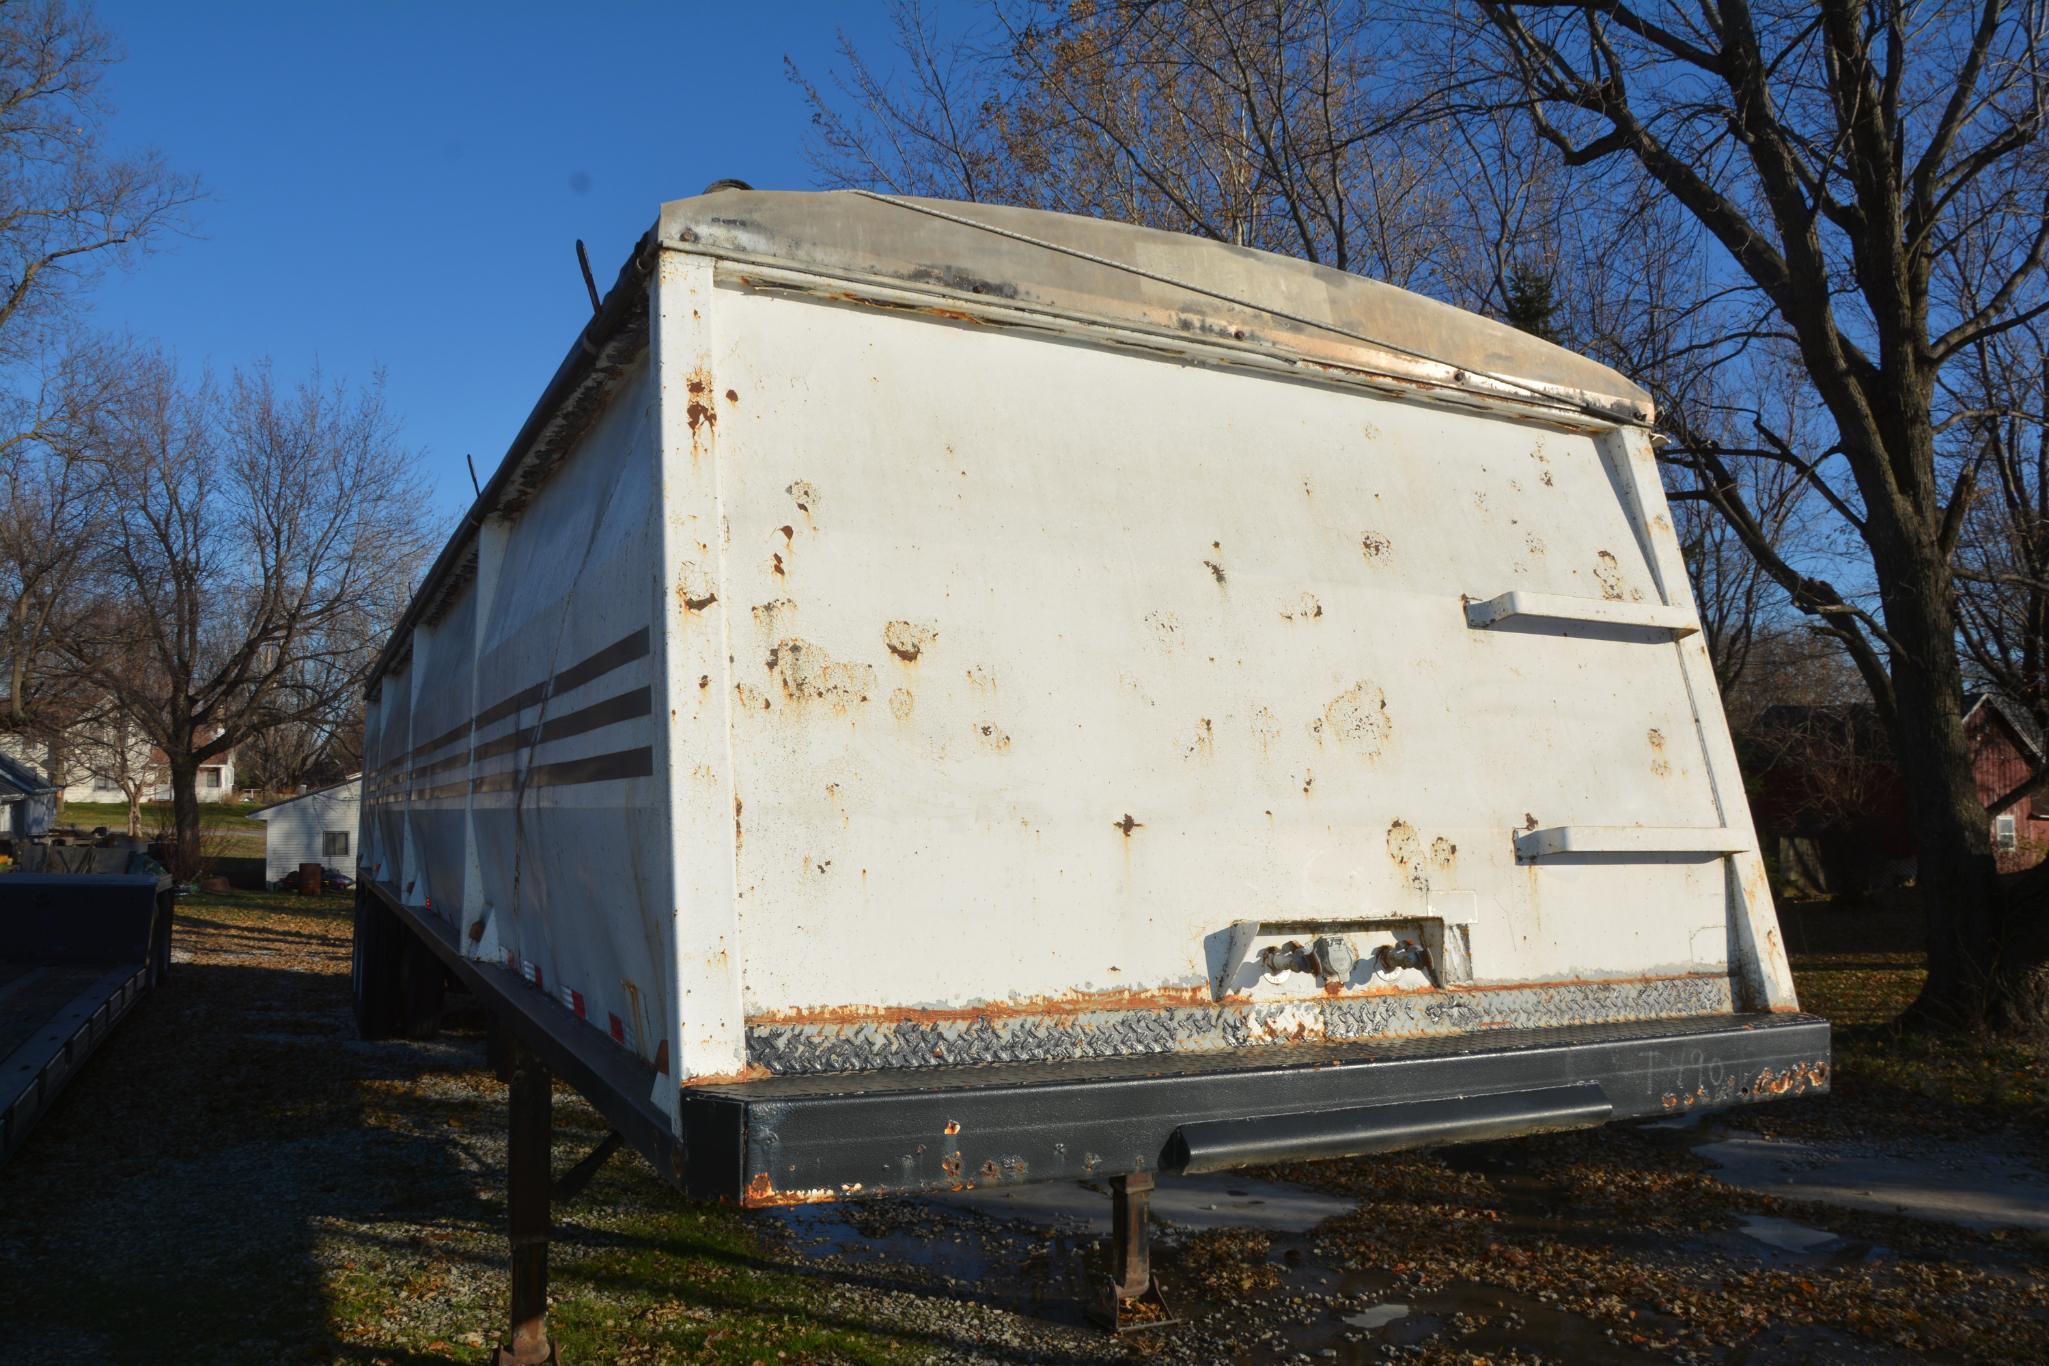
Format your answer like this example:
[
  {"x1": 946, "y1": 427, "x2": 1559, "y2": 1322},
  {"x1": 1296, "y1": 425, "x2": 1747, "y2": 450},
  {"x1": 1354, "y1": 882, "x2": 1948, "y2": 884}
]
[
  {"x1": 751, "y1": 598, "x2": 797, "y2": 633},
  {"x1": 1250, "y1": 705, "x2": 1281, "y2": 753},
  {"x1": 883, "y1": 620, "x2": 937, "y2": 662},
  {"x1": 676, "y1": 560, "x2": 718, "y2": 612},
  {"x1": 888, "y1": 688, "x2": 914, "y2": 721},
  {"x1": 1318, "y1": 681, "x2": 1392, "y2": 759},
  {"x1": 773, "y1": 638, "x2": 875, "y2": 711},
  {"x1": 1360, "y1": 531, "x2": 1392, "y2": 561},
  {"x1": 1649, "y1": 727, "x2": 1672, "y2": 777},
  {"x1": 1594, "y1": 550, "x2": 1626, "y2": 601},
  {"x1": 1184, "y1": 717, "x2": 1214, "y2": 759},
  {"x1": 1387, "y1": 819, "x2": 1429, "y2": 893},
  {"x1": 975, "y1": 722, "x2": 1011, "y2": 752},
  {"x1": 735, "y1": 682, "x2": 771, "y2": 711},
  {"x1": 685, "y1": 370, "x2": 717, "y2": 440},
  {"x1": 1431, "y1": 836, "x2": 1458, "y2": 870},
  {"x1": 787, "y1": 480, "x2": 819, "y2": 517},
  {"x1": 1280, "y1": 592, "x2": 1323, "y2": 621}
]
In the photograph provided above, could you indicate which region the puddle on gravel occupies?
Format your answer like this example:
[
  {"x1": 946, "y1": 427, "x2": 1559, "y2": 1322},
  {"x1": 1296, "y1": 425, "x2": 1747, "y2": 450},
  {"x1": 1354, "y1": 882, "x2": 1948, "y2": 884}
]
[
  {"x1": 1739, "y1": 1214, "x2": 1841, "y2": 1256},
  {"x1": 1344, "y1": 1302, "x2": 1409, "y2": 1329}
]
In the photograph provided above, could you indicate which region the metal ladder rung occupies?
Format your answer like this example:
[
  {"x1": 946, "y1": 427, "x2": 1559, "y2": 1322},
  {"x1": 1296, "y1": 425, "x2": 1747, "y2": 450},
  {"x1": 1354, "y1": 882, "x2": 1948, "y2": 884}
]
[
  {"x1": 1465, "y1": 591, "x2": 1699, "y2": 637},
  {"x1": 1515, "y1": 825, "x2": 1750, "y2": 859}
]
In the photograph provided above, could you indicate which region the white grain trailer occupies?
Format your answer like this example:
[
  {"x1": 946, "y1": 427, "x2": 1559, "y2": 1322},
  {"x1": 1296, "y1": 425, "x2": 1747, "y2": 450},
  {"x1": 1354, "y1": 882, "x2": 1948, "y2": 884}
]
[{"x1": 354, "y1": 185, "x2": 1828, "y2": 1349}]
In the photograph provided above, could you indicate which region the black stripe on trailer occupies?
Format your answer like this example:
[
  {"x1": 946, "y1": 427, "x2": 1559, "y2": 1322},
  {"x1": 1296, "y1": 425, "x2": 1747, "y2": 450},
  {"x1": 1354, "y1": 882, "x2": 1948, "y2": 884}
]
[{"x1": 468, "y1": 745, "x2": 655, "y2": 795}]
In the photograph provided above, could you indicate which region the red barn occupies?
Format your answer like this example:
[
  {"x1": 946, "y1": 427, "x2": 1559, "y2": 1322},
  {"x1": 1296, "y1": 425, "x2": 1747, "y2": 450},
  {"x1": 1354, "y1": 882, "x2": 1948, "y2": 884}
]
[
  {"x1": 1745, "y1": 692, "x2": 2049, "y2": 890},
  {"x1": 1964, "y1": 693, "x2": 2049, "y2": 871}
]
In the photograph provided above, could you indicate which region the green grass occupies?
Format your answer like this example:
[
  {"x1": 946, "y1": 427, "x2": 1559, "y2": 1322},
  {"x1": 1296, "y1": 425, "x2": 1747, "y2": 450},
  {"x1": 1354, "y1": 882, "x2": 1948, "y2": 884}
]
[
  {"x1": 55, "y1": 799, "x2": 269, "y2": 858},
  {"x1": 57, "y1": 798, "x2": 266, "y2": 829}
]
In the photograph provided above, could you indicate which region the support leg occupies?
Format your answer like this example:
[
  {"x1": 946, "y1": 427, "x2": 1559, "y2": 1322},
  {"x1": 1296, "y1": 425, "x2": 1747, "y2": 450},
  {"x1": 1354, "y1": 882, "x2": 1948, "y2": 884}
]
[
  {"x1": 1110, "y1": 1172, "x2": 1154, "y2": 1299},
  {"x1": 1091, "y1": 1171, "x2": 1176, "y2": 1332},
  {"x1": 493, "y1": 1033, "x2": 560, "y2": 1365}
]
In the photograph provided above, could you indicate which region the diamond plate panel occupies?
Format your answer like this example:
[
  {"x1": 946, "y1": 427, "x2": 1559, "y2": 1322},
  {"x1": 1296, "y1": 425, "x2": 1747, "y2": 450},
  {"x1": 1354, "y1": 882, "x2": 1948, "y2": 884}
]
[{"x1": 744, "y1": 975, "x2": 1736, "y2": 1076}]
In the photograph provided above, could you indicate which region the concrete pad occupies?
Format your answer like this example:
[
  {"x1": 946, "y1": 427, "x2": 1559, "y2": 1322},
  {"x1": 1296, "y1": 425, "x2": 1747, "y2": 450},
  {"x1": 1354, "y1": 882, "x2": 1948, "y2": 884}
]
[
  {"x1": 934, "y1": 1174, "x2": 1356, "y2": 1235},
  {"x1": 1699, "y1": 1134, "x2": 2049, "y2": 1233}
]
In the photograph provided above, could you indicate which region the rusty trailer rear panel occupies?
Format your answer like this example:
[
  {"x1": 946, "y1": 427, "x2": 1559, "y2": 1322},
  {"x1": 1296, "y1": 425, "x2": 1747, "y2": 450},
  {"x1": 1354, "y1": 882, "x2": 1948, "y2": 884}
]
[{"x1": 360, "y1": 188, "x2": 1818, "y2": 1182}]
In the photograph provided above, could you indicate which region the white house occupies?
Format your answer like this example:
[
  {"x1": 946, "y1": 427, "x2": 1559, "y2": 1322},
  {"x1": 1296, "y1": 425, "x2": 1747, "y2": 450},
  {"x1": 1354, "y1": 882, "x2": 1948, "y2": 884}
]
[
  {"x1": 248, "y1": 776, "x2": 361, "y2": 885},
  {"x1": 0, "y1": 723, "x2": 236, "y2": 806}
]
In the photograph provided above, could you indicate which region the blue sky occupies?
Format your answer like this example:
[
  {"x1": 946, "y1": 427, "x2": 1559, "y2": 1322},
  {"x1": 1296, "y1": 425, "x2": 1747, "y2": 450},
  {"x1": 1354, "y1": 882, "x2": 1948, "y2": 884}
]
[{"x1": 91, "y1": 1, "x2": 897, "y2": 519}]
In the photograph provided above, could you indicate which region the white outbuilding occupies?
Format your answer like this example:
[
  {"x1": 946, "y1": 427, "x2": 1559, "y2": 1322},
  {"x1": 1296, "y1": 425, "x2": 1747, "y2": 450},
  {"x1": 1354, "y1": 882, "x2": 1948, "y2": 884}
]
[{"x1": 249, "y1": 777, "x2": 361, "y2": 885}]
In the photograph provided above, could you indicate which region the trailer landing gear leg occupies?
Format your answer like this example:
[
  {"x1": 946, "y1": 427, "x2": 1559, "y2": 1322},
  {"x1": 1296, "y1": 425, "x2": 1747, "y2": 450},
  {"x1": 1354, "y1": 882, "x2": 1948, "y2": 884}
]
[
  {"x1": 1090, "y1": 1172, "x2": 1175, "y2": 1332},
  {"x1": 494, "y1": 1033, "x2": 560, "y2": 1365}
]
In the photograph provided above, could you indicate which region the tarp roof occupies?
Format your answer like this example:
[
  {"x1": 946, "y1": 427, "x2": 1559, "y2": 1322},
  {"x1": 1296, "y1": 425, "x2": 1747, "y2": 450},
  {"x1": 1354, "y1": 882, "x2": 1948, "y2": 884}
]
[{"x1": 659, "y1": 188, "x2": 1653, "y2": 424}]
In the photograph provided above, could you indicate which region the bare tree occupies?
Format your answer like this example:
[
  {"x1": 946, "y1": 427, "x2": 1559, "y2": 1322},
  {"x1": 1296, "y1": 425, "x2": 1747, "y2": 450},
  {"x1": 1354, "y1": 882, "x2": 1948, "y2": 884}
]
[
  {"x1": 71, "y1": 354, "x2": 432, "y2": 877},
  {"x1": 0, "y1": 1, "x2": 194, "y2": 758},
  {"x1": 0, "y1": 2, "x2": 195, "y2": 362},
  {"x1": 792, "y1": 1, "x2": 1451, "y2": 281},
  {"x1": 65, "y1": 703, "x2": 162, "y2": 835},
  {"x1": 1462, "y1": 1, "x2": 2049, "y2": 1032},
  {"x1": 234, "y1": 682, "x2": 363, "y2": 795},
  {"x1": 1952, "y1": 318, "x2": 2049, "y2": 741}
]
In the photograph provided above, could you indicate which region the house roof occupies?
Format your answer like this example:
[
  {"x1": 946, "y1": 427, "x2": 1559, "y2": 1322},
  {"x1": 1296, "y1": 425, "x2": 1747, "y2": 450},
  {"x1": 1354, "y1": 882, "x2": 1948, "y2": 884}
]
[
  {"x1": 247, "y1": 775, "x2": 361, "y2": 820},
  {"x1": 1965, "y1": 692, "x2": 2045, "y2": 762},
  {"x1": 0, "y1": 748, "x2": 56, "y2": 802}
]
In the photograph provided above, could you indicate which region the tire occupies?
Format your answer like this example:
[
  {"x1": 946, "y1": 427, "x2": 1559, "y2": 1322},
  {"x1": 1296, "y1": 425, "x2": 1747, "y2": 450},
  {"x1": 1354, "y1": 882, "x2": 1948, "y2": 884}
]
[
  {"x1": 397, "y1": 930, "x2": 446, "y2": 1040},
  {"x1": 352, "y1": 892, "x2": 405, "y2": 1040}
]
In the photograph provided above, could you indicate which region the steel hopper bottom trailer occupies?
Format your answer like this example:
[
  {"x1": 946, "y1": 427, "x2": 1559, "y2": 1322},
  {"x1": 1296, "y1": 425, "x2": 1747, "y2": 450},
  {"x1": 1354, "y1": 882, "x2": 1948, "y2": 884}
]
[{"x1": 353, "y1": 186, "x2": 1829, "y2": 1355}]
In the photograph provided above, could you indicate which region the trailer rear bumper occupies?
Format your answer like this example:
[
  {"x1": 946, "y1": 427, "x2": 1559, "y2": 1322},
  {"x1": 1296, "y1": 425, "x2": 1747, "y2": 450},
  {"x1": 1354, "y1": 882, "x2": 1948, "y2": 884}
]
[
  {"x1": 684, "y1": 1011, "x2": 1829, "y2": 1205},
  {"x1": 370, "y1": 884, "x2": 1827, "y2": 1208}
]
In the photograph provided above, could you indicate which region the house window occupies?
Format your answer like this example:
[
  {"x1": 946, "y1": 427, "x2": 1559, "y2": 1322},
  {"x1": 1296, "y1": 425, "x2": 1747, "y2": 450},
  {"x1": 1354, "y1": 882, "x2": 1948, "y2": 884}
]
[
  {"x1": 200, "y1": 768, "x2": 221, "y2": 790},
  {"x1": 323, "y1": 830, "x2": 351, "y2": 857},
  {"x1": 1996, "y1": 814, "x2": 2018, "y2": 850}
]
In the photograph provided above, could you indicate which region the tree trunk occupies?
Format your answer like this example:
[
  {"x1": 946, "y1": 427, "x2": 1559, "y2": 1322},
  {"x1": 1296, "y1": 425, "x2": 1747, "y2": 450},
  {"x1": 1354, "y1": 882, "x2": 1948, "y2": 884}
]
[
  {"x1": 167, "y1": 756, "x2": 202, "y2": 883},
  {"x1": 1888, "y1": 560, "x2": 2049, "y2": 1035}
]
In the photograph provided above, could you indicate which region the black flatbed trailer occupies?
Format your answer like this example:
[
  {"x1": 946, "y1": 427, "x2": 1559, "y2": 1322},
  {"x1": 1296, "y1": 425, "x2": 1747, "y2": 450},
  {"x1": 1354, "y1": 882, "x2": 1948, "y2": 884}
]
[{"x1": 1, "y1": 866, "x2": 173, "y2": 1163}]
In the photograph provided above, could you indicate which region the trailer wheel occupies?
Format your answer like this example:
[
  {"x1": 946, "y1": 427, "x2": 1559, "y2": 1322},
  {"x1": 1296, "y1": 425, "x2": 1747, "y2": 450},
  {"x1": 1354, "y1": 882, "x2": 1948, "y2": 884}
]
[
  {"x1": 352, "y1": 892, "x2": 405, "y2": 1040},
  {"x1": 397, "y1": 931, "x2": 446, "y2": 1040}
]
